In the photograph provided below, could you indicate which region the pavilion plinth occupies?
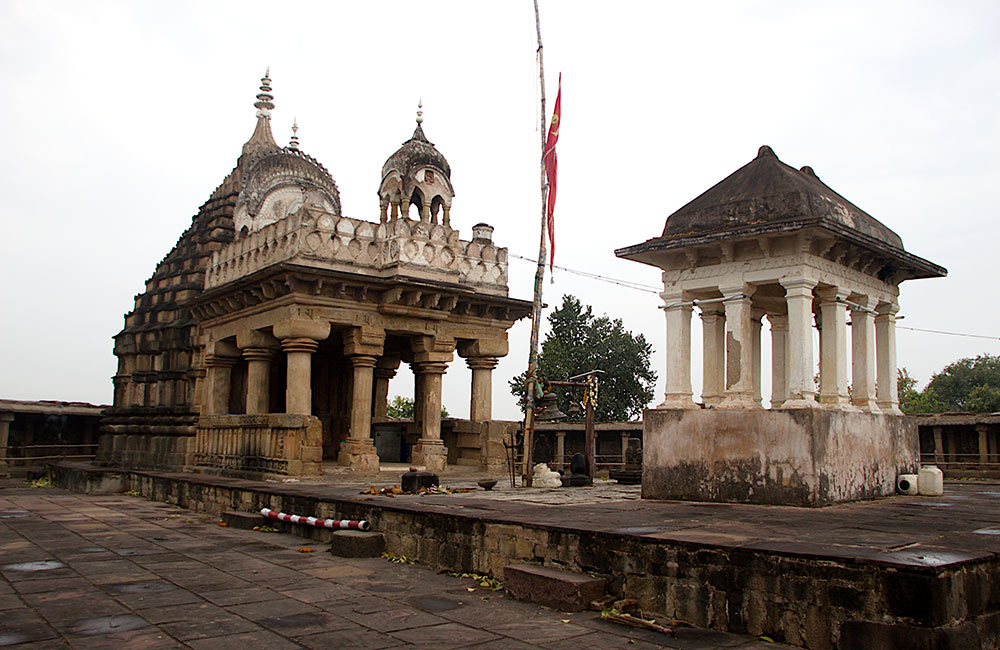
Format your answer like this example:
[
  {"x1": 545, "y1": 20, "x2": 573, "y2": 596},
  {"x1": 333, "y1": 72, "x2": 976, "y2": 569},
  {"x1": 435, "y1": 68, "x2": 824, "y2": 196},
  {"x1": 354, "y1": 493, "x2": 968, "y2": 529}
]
[{"x1": 642, "y1": 408, "x2": 918, "y2": 506}]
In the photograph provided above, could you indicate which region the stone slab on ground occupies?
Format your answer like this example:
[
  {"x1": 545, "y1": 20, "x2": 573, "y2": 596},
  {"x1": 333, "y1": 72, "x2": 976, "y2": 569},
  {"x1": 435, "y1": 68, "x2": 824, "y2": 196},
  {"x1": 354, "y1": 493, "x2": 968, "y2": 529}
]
[
  {"x1": 222, "y1": 510, "x2": 264, "y2": 530},
  {"x1": 503, "y1": 563, "x2": 605, "y2": 612}
]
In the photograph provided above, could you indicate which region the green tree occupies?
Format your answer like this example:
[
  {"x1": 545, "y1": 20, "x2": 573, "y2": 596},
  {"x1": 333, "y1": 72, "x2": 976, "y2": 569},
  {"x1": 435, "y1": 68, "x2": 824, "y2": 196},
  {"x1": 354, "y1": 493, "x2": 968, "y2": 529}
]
[
  {"x1": 898, "y1": 368, "x2": 947, "y2": 414},
  {"x1": 924, "y1": 354, "x2": 1000, "y2": 412},
  {"x1": 385, "y1": 396, "x2": 449, "y2": 419},
  {"x1": 508, "y1": 295, "x2": 656, "y2": 422}
]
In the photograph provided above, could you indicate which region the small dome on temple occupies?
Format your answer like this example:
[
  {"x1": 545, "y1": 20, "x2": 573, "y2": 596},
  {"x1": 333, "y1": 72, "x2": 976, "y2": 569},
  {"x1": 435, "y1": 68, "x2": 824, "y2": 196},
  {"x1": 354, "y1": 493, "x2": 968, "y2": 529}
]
[{"x1": 378, "y1": 102, "x2": 455, "y2": 226}]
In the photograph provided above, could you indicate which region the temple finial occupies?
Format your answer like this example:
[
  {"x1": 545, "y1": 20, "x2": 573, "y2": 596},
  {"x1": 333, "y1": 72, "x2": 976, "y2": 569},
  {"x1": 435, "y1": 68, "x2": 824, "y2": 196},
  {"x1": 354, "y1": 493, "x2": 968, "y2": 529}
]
[
  {"x1": 416, "y1": 99, "x2": 423, "y2": 125},
  {"x1": 254, "y1": 68, "x2": 274, "y2": 119},
  {"x1": 289, "y1": 118, "x2": 299, "y2": 150}
]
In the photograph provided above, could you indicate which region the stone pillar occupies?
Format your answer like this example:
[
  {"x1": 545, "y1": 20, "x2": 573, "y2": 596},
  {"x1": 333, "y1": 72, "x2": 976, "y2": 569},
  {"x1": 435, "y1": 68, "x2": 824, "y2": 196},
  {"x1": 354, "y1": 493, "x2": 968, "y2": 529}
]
[
  {"x1": 467, "y1": 357, "x2": 499, "y2": 422},
  {"x1": 339, "y1": 327, "x2": 385, "y2": 471},
  {"x1": 818, "y1": 287, "x2": 851, "y2": 408},
  {"x1": 780, "y1": 278, "x2": 819, "y2": 408},
  {"x1": 700, "y1": 304, "x2": 726, "y2": 407},
  {"x1": 420, "y1": 202, "x2": 431, "y2": 222},
  {"x1": 850, "y1": 296, "x2": 879, "y2": 412},
  {"x1": 620, "y1": 432, "x2": 630, "y2": 465},
  {"x1": 933, "y1": 426, "x2": 945, "y2": 465},
  {"x1": 555, "y1": 430, "x2": 566, "y2": 470},
  {"x1": 767, "y1": 313, "x2": 788, "y2": 408},
  {"x1": 719, "y1": 285, "x2": 757, "y2": 408},
  {"x1": 401, "y1": 196, "x2": 410, "y2": 219},
  {"x1": 751, "y1": 308, "x2": 765, "y2": 407},
  {"x1": 411, "y1": 362, "x2": 448, "y2": 471},
  {"x1": 978, "y1": 424, "x2": 990, "y2": 467},
  {"x1": 876, "y1": 303, "x2": 901, "y2": 414},
  {"x1": 338, "y1": 354, "x2": 380, "y2": 471},
  {"x1": 458, "y1": 338, "x2": 509, "y2": 423},
  {"x1": 442, "y1": 205, "x2": 451, "y2": 227},
  {"x1": 380, "y1": 199, "x2": 389, "y2": 223},
  {"x1": 659, "y1": 292, "x2": 697, "y2": 409},
  {"x1": 273, "y1": 319, "x2": 331, "y2": 415},
  {"x1": 0, "y1": 413, "x2": 13, "y2": 478},
  {"x1": 372, "y1": 358, "x2": 400, "y2": 422},
  {"x1": 237, "y1": 329, "x2": 279, "y2": 416},
  {"x1": 203, "y1": 341, "x2": 239, "y2": 415},
  {"x1": 410, "y1": 335, "x2": 455, "y2": 472},
  {"x1": 412, "y1": 368, "x2": 426, "y2": 425}
]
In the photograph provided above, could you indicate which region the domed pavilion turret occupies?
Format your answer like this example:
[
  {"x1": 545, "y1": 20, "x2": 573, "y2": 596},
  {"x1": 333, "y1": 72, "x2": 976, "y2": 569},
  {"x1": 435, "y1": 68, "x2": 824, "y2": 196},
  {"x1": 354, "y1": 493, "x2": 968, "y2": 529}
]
[{"x1": 378, "y1": 102, "x2": 454, "y2": 226}]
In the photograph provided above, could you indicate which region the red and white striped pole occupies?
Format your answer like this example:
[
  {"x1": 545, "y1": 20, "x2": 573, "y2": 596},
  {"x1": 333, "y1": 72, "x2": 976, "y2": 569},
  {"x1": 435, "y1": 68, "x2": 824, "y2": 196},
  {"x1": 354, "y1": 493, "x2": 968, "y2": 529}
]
[{"x1": 259, "y1": 508, "x2": 370, "y2": 531}]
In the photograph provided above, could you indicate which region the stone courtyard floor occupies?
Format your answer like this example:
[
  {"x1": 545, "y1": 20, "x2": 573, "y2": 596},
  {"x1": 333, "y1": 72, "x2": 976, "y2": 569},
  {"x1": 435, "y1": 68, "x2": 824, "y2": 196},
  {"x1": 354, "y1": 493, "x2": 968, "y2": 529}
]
[{"x1": 0, "y1": 480, "x2": 792, "y2": 649}]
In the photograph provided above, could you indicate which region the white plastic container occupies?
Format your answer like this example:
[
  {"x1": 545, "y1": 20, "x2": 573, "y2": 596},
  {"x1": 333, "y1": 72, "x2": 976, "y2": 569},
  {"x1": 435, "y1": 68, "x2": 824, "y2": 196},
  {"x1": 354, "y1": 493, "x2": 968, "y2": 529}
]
[
  {"x1": 896, "y1": 474, "x2": 919, "y2": 495},
  {"x1": 918, "y1": 466, "x2": 944, "y2": 497}
]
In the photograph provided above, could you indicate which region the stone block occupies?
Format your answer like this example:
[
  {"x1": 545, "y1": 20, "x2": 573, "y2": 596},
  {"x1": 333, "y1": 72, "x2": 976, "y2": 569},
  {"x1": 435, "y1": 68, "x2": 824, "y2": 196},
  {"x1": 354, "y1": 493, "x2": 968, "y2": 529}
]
[
  {"x1": 221, "y1": 510, "x2": 264, "y2": 530},
  {"x1": 329, "y1": 530, "x2": 386, "y2": 558},
  {"x1": 503, "y1": 564, "x2": 605, "y2": 612},
  {"x1": 402, "y1": 470, "x2": 438, "y2": 492}
]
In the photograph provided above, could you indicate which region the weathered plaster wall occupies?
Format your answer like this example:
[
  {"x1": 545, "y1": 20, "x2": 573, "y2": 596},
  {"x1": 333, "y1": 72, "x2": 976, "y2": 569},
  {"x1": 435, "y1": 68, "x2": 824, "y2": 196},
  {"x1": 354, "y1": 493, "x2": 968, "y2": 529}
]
[{"x1": 642, "y1": 410, "x2": 918, "y2": 506}]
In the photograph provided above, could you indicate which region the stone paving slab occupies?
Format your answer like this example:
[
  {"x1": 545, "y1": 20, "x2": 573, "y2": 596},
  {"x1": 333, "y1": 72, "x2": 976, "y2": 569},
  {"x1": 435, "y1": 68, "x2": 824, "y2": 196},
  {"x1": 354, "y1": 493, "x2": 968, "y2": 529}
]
[{"x1": 0, "y1": 481, "x2": 792, "y2": 649}]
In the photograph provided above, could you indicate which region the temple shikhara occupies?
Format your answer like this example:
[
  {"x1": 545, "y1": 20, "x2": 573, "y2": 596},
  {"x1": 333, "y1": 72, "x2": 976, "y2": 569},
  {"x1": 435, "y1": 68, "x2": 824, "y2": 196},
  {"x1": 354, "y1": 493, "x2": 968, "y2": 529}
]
[
  {"x1": 99, "y1": 72, "x2": 531, "y2": 478},
  {"x1": 617, "y1": 145, "x2": 947, "y2": 505}
]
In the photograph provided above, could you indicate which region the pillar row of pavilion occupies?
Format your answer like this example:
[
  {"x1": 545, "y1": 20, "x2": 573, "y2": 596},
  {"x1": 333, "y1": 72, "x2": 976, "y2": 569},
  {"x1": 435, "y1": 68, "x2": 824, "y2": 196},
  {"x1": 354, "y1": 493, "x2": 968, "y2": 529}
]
[
  {"x1": 200, "y1": 318, "x2": 505, "y2": 463},
  {"x1": 660, "y1": 278, "x2": 901, "y2": 413}
]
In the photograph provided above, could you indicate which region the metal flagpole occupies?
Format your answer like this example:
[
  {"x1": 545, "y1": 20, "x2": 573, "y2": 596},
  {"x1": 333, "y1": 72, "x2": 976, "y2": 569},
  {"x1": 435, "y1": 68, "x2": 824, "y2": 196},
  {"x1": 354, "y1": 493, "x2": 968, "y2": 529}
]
[{"x1": 523, "y1": 0, "x2": 550, "y2": 488}]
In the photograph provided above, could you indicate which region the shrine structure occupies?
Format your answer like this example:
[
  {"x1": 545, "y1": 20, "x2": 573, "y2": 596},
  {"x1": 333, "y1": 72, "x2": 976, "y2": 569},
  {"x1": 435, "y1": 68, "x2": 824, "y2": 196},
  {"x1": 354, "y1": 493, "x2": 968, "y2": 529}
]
[
  {"x1": 99, "y1": 72, "x2": 531, "y2": 478},
  {"x1": 617, "y1": 145, "x2": 946, "y2": 505}
]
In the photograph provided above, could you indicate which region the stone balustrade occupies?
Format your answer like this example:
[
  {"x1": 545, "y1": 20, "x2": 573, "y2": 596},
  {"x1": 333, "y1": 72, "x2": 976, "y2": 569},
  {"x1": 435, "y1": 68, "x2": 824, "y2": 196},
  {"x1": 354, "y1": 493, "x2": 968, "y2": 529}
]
[
  {"x1": 191, "y1": 414, "x2": 322, "y2": 477},
  {"x1": 205, "y1": 209, "x2": 508, "y2": 295}
]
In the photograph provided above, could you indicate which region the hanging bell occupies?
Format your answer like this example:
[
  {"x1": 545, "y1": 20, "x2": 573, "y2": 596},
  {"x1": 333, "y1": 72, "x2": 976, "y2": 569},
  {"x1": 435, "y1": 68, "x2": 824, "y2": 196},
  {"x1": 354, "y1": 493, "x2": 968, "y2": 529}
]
[{"x1": 536, "y1": 392, "x2": 568, "y2": 422}]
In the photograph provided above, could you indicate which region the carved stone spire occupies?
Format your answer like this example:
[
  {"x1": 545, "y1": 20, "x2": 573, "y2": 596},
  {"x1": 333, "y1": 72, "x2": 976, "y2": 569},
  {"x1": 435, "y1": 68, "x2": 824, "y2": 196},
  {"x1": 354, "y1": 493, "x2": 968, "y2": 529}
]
[
  {"x1": 242, "y1": 68, "x2": 279, "y2": 157},
  {"x1": 289, "y1": 118, "x2": 299, "y2": 150}
]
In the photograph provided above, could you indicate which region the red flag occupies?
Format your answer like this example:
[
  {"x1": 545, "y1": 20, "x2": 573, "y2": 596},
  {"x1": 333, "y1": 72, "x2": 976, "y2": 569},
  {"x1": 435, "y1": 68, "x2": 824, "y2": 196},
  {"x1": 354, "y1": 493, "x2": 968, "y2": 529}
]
[{"x1": 544, "y1": 75, "x2": 561, "y2": 271}]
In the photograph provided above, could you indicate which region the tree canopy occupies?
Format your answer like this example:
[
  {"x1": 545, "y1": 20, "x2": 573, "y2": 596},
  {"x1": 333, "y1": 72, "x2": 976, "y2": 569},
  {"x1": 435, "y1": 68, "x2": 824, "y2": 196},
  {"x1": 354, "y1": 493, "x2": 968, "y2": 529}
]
[
  {"x1": 899, "y1": 354, "x2": 1000, "y2": 414},
  {"x1": 385, "y1": 396, "x2": 449, "y2": 419},
  {"x1": 508, "y1": 295, "x2": 656, "y2": 422}
]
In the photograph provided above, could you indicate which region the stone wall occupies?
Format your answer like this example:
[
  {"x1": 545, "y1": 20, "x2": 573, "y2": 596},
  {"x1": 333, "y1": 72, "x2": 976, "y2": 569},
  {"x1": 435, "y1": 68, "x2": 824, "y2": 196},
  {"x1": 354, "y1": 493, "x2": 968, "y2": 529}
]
[
  {"x1": 642, "y1": 409, "x2": 918, "y2": 506},
  {"x1": 192, "y1": 414, "x2": 322, "y2": 478}
]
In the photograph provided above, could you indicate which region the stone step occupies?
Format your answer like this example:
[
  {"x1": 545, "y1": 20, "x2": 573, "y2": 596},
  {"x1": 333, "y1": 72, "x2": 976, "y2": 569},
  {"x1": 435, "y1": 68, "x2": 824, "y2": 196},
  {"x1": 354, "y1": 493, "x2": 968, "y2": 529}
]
[
  {"x1": 221, "y1": 510, "x2": 368, "y2": 544},
  {"x1": 503, "y1": 564, "x2": 606, "y2": 612},
  {"x1": 329, "y1": 530, "x2": 386, "y2": 558}
]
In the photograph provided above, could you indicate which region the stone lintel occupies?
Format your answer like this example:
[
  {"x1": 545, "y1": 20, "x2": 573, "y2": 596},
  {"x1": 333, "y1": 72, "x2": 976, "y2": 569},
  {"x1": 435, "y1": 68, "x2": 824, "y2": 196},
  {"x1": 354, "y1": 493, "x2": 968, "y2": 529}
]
[
  {"x1": 343, "y1": 327, "x2": 385, "y2": 357},
  {"x1": 272, "y1": 318, "x2": 331, "y2": 342},
  {"x1": 236, "y1": 329, "x2": 279, "y2": 350},
  {"x1": 457, "y1": 337, "x2": 509, "y2": 359},
  {"x1": 411, "y1": 335, "x2": 456, "y2": 364}
]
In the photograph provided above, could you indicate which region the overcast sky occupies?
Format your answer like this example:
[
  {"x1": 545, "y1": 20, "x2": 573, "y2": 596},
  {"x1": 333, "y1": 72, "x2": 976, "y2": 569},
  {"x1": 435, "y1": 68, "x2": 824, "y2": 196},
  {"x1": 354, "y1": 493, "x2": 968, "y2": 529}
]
[{"x1": 1, "y1": 1, "x2": 998, "y2": 419}]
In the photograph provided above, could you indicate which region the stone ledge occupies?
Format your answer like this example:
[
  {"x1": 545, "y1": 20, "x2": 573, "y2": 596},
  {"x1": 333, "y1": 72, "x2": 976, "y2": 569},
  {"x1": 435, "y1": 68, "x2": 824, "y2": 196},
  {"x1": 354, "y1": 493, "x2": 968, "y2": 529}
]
[
  {"x1": 503, "y1": 564, "x2": 605, "y2": 612},
  {"x1": 329, "y1": 530, "x2": 386, "y2": 558}
]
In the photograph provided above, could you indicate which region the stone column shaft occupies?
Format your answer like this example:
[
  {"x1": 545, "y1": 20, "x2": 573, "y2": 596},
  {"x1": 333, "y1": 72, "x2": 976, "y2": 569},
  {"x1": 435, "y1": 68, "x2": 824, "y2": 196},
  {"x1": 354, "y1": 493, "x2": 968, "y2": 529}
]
[
  {"x1": 720, "y1": 286, "x2": 757, "y2": 408},
  {"x1": 933, "y1": 426, "x2": 945, "y2": 465},
  {"x1": 780, "y1": 278, "x2": 818, "y2": 408},
  {"x1": 819, "y1": 288, "x2": 851, "y2": 408},
  {"x1": 204, "y1": 355, "x2": 237, "y2": 415},
  {"x1": 876, "y1": 304, "x2": 901, "y2": 414},
  {"x1": 978, "y1": 425, "x2": 990, "y2": 467},
  {"x1": 0, "y1": 413, "x2": 13, "y2": 478},
  {"x1": 372, "y1": 357, "x2": 400, "y2": 422},
  {"x1": 467, "y1": 357, "x2": 499, "y2": 422},
  {"x1": 243, "y1": 348, "x2": 275, "y2": 415},
  {"x1": 768, "y1": 313, "x2": 788, "y2": 408},
  {"x1": 282, "y1": 338, "x2": 318, "y2": 415},
  {"x1": 850, "y1": 298, "x2": 879, "y2": 412},
  {"x1": 660, "y1": 293, "x2": 697, "y2": 409},
  {"x1": 349, "y1": 356, "x2": 377, "y2": 441},
  {"x1": 700, "y1": 305, "x2": 726, "y2": 407},
  {"x1": 411, "y1": 362, "x2": 448, "y2": 471}
]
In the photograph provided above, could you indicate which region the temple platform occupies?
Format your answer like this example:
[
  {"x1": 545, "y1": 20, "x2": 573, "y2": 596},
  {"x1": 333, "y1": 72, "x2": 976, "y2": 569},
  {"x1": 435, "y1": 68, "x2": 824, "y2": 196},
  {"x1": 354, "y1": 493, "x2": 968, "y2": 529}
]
[{"x1": 50, "y1": 461, "x2": 1000, "y2": 649}]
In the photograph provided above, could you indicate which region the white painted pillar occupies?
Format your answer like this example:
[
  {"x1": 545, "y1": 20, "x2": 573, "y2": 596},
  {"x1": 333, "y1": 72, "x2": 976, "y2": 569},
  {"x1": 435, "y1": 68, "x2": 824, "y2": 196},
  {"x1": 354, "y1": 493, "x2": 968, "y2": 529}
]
[
  {"x1": 751, "y1": 308, "x2": 765, "y2": 408},
  {"x1": 850, "y1": 296, "x2": 880, "y2": 412},
  {"x1": 700, "y1": 304, "x2": 726, "y2": 407},
  {"x1": 659, "y1": 291, "x2": 697, "y2": 409},
  {"x1": 876, "y1": 302, "x2": 901, "y2": 414},
  {"x1": 719, "y1": 284, "x2": 757, "y2": 408},
  {"x1": 767, "y1": 313, "x2": 788, "y2": 408},
  {"x1": 779, "y1": 278, "x2": 818, "y2": 408},
  {"x1": 818, "y1": 287, "x2": 851, "y2": 408}
]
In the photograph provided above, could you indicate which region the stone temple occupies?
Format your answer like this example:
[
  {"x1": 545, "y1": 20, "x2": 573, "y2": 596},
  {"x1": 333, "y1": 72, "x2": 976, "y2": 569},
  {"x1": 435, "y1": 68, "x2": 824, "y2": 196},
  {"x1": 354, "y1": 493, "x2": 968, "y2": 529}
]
[
  {"x1": 99, "y1": 72, "x2": 531, "y2": 478},
  {"x1": 617, "y1": 145, "x2": 946, "y2": 505}
]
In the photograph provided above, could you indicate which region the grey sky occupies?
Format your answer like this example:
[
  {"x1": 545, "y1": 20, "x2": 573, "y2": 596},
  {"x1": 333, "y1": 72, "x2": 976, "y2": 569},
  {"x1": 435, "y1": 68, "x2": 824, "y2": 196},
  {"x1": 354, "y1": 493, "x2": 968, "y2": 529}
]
[{"x1": 1, "y1": 1, "x2": 998, "y2": 418}]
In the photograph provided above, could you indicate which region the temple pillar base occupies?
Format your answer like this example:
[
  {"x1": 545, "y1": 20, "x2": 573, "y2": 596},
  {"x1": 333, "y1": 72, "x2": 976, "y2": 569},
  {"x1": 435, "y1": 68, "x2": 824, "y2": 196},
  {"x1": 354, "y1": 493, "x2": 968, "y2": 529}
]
[
  {"x1": 657, "y1": 393, "x2": 699, "y2": 410},
  {"x1": 411, "y1": 439, "x2": 447, "y2": 472},
  {"x1": 338, "y1": 439, "x2": 380, "y2": 473}
]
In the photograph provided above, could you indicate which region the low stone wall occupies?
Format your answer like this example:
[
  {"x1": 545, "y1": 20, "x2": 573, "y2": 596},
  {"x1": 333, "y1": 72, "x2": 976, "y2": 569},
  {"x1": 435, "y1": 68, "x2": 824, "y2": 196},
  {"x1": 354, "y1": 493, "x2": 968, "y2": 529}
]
[
  {"x1": 192, "y1": 414, "x2": 322, "y2": 478},
  {"x1": 643, "y1": 409, "x2": 919, "y2": 506},
  {"x1": 48, "y1": 463, "x2": 1000, "y2": 649}
]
